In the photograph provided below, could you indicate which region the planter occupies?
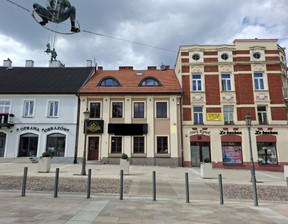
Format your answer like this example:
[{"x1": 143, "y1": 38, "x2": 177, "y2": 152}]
[
  {"x1": 38, "y1": 157, "x2": 51, "y2": 173},
  {"x1": 284, "y1": 166, "x2": 288, "y2": 179},
  {"x1": 200, "y1": 163, "x2": 213, "y2": 179},
  {"x1": 120, "y1": 159, "x2": 130, "y2": 175}
]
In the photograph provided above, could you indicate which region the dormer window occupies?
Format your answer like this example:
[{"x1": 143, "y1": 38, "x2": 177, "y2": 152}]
[
  {"x1": 139, "y1": 77, "x2": 162, "y2": 87},
  {"x1": 98, "y1": 77, "x2": 120, "y2": 87}
]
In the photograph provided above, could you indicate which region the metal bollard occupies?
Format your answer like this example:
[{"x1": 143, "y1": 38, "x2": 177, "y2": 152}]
[
  {"x1": 153, "y1": 171, "x2": 156, "y2": 201},
  {"x1": 120, "y1": 170, "x2": 123, "y2": 200},
  {"x1": 54, "y1": 168, "x2": 59, "y2": 198},
  {"x1": 21, "y1": 167, "x2": 28, "y2": 197},
  {"x1": 87, "y1": 169, "x2": 92, "y2": 199},
  {"x1": 218, "y1": 174, "x2": 224, "y2": 205},
  {"x1": 286, "y1": 177, "x2": 288, "y2": 193},
  {"x1": 185, "y1": 172, "x2": 190, "y2": 203}
]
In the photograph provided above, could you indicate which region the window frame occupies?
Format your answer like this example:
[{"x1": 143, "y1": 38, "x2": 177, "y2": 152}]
[
  {"x1": 0, "y1": 101, "x2": 11, "y2": 114},
  {"x1": 257, "y1": 105, "x2": 268, "y2": 125},
  {"x1": 254, "y1": 73, "x2": 265, "y2": 90},
  {"x1": 156, "y1": 102, "x2": 168, "y2": 118},
  {"x1": 192, "y1": 74, "x2": 202, "y2": 92},
  {"x1": 156, "y1": 136, "x2": 169, "y2": 154},
  {"x1": 139, "y1": 77, "x2": 162, "y2": 87},
  {"x1": 23, "y1": 100, "x2": 35, "y2": 117},
  {"x1": 47, "y1": 100, "x2": 59, "y2": 118},
  {"x1": 46, "y1": 133, "x2": 66, "y2": 157},
  {"x1": 133, "y1": 102, "x2": 145, "y2": 119},
  {"x1": 221, "y1": 74, "x2": 232, "y2": 91},
  {"x1": 111, "y1": 102, "x2": 123, "y2": 118},
  {"x1": 193, "y1": 106, "x2": 203, "y2": 124},
  {"x1": 97, "y1": 77, "x2": 121, "y2": 87},
  {"x1": 90, "y1": 102, "x2": 101, "y2": 119},
  {"x1": 223, "y1": 106, "x2": 234, "y2": 125},
  {"x1": 111, "y1": 136, "x2": 122, "y2": 154},
  {"x1": 257, "y1": 142, "x2": 278, "y2": 165},
  {"x1": 133, "y1": 136, "x2": 145, "y2": 154}
]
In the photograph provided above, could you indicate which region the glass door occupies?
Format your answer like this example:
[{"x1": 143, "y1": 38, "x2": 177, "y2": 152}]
[
  {"x1": 190, "y1": 142, "x2": 210, "y2": 167},
  {"x1": 0, "y1": 133, "x2": 6, "y2": 157}
]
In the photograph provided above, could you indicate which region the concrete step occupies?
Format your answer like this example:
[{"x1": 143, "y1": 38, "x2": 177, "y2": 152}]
[{"x1": 0, "y1": 157, "x2": 35, "y2": 163}]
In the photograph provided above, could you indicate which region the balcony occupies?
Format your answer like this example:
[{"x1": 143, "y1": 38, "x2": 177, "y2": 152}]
[{"x1": 0, "y1": 113, "x2": 14, "y2": 128}]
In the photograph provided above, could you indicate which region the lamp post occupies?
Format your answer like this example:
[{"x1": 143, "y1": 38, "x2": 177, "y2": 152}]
[
  {"x1": 245, "y1": 112, "x2": 258, "y2": 206},
  {"x1": 81, "y1": 108, "x2": 90, "y2": 176}
]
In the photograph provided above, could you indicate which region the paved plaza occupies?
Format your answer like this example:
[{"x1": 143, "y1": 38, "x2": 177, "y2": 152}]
[{"x1": 0, "y1": 162, "x2": 287, "y2": 223}]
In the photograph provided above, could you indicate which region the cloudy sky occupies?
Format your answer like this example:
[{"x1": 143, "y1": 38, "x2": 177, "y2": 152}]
[{"x1": 1, "y1": 0, "x2": 288, "y2": 69}]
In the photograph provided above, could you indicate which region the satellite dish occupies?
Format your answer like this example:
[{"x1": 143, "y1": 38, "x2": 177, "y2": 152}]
[{"x1": 160, "y1": 64, "x2": 166, "y2": 71}]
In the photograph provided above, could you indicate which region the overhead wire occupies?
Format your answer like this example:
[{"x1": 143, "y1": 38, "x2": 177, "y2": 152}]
[{"x1": 5, "y1": 0, "x2": 177, "y2": 53}]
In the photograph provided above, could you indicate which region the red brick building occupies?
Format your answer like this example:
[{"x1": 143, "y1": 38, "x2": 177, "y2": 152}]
[{"x1": 175, "y1": 39, "x2": 288, "y2": 171}]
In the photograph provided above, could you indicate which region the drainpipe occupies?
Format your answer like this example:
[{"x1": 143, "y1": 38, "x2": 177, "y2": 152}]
[
  {"x1": 73, "y1": 93, "x2": 81, "y2": 163},
  {"x1": 180, "y1": 94, "x2": 184, "y2": 167}
]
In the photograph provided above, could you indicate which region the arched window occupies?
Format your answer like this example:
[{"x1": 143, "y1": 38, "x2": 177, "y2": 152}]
[
  {"x1": 139, "y1": 77, "x2": 162, "y2": 87},
  {"x1": 0, "y1": 132, "x2": 6, "y2": 157},
  {"x1": 18, "y1": 133, "x2": 38, "y2": 157},
  {"x1": 97, "y1": 77, "x2": 120, "y2": 87},
  {"x1": 46, "y1": 133, "x2": 66, "y2": 157}
]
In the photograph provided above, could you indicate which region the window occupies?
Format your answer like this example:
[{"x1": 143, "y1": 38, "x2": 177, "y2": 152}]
[
  {"x1": 157, "y1": 136, "x2": 168, "y2": 153},
  {"x1": 222, "y1": 142, "x2": 243, "y2": 164},
  {"x1": 193, "y1": 107, "x2": 203, "y2": 124},
  {"x1": 134, "y1": 102, "x2": 144, "y2": 118},
  {"x1": 0, "y1": 101, "x2": 10, "y2": 113},
  {"x1": 221, "y1": 74, "x2": 232, "y2": 91},
  {"x1": 98, "y1": 77, "x2": 120, "y2": 87},
  {"x1": 139, "y1": 77, "x2": 161, "y2": 87},
  {"x1": 221, "y1": 54, "x2": 229, "y2": 60},
  {"x1": 253, "y1": 52, "x2": 261, "y2": 59},
  {"x1": 18, "y1": 133, "x2": 38, "y2": 157},
  {"x1": 133, "y1": 137, "x2": 144, "y2": 153},
  {"x1": 257, "y1": 106, "x2": 268, "y2": 124},
  {"x1": 112, "y1": 102, "x2": 123, "y2": 118},
  {"x1": 111, "y1": 137, "x2": 122, "y2": 153},
  {"x1": 48, "y1": 101, "x2": 59, "y2": 117},
  {"x1": 156, "y1": 102, "x2": 167, "y2": 118},
  {"x1": 90, "y1": 102, "x2": 101, "y2": 118},
  {"x1": 23, "y1": 100, "x2": 34, "y2": 117},
  {"x1": 257, "y1": 142, "x2": 277, "y2": 165},
  {"x1": 254, "y1": 73, "x2": 265, "y2": 90},
  {"x1": 46, "y1": 133, "x2": 65, "y2": 157},
  {"x1": 192, "y1": 75, "x2": 202, "y2": 91},
  {"x1": 224, "y1": 106, "x2": 234, "y2": 125},
  {"x1": 192, "y1": 54, "x2": 200, "y2": 61}
]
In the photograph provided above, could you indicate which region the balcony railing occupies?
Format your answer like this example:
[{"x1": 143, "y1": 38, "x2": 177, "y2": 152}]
[{"x1": 0, "y1": 113, "x2": 14, "y2": 128}]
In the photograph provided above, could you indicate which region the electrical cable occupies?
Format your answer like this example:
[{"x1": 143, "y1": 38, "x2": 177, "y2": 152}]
[{"x1": 5, "y1": 0, "x2": 177, "y2": 53}]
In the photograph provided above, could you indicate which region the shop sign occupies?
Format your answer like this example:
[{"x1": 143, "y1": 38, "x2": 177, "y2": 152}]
[
  {"x1": 219, "y1": 130, "x2": 242, "y2": 135},
  {"x1": 255, "y1": 130, "x2": 278, "y2": 135},
  {"x1": 16, "y1": 126, "x2": 70, "y2": 132},
  {"x1": 207, "y1": 113, "x2": 222, "y2": 121},
  {"x1": 87, "y1": 120, "x2": 104, "y2": 134},
  {"x1": 190, "y1": 130, "x2": 211, "y2": 135},
  {"x1": 16, "y1": 126, "x2": 40, "y2": 132}
]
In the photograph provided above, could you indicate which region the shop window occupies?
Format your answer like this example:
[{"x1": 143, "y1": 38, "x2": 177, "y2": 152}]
[
  {"x1": 23, "y1": 100, "x2": 34, "y2": 117},
  {"x1": 254, "y1": 73, "x2": 265, "y2": 90},
  {"x1": 257, "y1": 142, "x2": 277, "y2": 165},
  {"x1": 156, "y1": 102, "x2": 167, "y2": 118},
  {"x1": 133, "y1": 137, "x2": 144, "y2": 153},
  {"x1": 192, "y1": 75, "x2": 202, "y2": 91},
  {"x1": 111, "y1": 137, "x2": 122, "y2": 153},
  {"x1": 221, "y1": 74, "x2": 232, "y2": 91},
  {"x1": 90, "y1": 102, "x2": 101, "y2": 118},
  {"x1": 46, "y1": 133, "x2": 66, "y2": 157},
  {"x1": 48, "y1": 101, "x2": 59, "y2": 117},
  {"x1": 112, "y1": 102, "x2": 123, "y2": 118},
  {"x1": 134, "y1": 102, "x2": 144, "y2": 118},
  {"x1": 193, "y1": 107, "x2": 203, "y2": 124},
  {"x1": 257, "y1": 106, "x2": 268, "y2": 124},
  {"x1": 157, "y1": 136, "x2": 168, "y2": 153},
  {"x1": 224, "y1": 106, "x2": 234, "y2": 125},
  {"x1": 0, "y1": 101, "x2": 10, "y2": 113},
  {"x1": 18, "y1": 133, "x2": 38, "y2": 157},
  {"x1": 222, "y1": 142, "x2": 243, "y2": 164}
]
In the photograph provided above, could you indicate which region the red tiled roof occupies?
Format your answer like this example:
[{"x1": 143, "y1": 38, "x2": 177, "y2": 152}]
[{"x1": 80, "y1": 68, "x2": 182, "y2": 94}]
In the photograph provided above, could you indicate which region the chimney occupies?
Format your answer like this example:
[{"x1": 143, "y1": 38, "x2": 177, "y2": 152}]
[
  {"x1": 148, "y1": 66, "x2": 157, "y2": 70},
  {"x1": 165, "y1": 65, "x2": 170, "y2": 70},
  {"x1": 25, "y1": 60, "x2": 34, "y2": 67},
  {"x1": 3, "y1": 58, "x2": 12, "y2": 67},
  {"x1": 49, "y1": 60, "x2": 65, "y2": 68},
  {"x1": 98, "y1": 66, "x2": 103, "y2": 71},
  {"x1": 86, "y1": 60, "x2": 92, "y2": 67},
  {"x1": 119, "y1": 66, "x2": 133, "y2": 70}
]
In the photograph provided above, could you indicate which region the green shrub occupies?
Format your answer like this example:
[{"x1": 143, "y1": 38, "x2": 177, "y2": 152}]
[
  {"x1": 121, "y1": 153, "x2": 128, "y2": 160},
  {"x1": 41, "y1": 151, "x2": 53, "y2": 158},
  {"x1": 203, "y1": 157, "x2": 211, "y2": 163}
]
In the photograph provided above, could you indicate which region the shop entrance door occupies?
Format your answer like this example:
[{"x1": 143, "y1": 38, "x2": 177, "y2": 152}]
[
  {"x1": 0, "y1": 133, "x2": 6, "y2": 157},
  {"x1": 88, "y1": 137, "x2": 99, "y2": 160},
  {"x1": 18, "y1": 133, "x2": 38, "y2": 157},
  {"x1": 190, "y1": 142, "x2": 210, "y2": 167}
]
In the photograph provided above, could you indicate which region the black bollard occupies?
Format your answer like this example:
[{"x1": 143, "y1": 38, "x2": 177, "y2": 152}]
[
  {"x1": 185, "y1": 172, "x2": 190, "y2": 203},
  {"x1": 286, "y1": 177, "x2": 288, "y2": 193},
  {"x1": 21, "y1": 167, "x2": 28, "y2": 197},
  {"x1": 120, "y1": 170, "x2": 123, "y2": 200},
  {"x1": 218, "y1": 174, "x2": 224, "y2": 205},
  {"x1": 87, "y1": 169, "x2": 91, "y2": 199},
  {"x1": 153, "y1": 171, "x2": 156, "y2": 201},
  {"x1": 54, "y1": 168, "x2": 59, "y2": 198}
]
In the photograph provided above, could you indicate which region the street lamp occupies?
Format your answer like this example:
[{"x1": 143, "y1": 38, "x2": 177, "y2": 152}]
[
  {"x1": 81, "y1": 108, "x2": 90, "y2": 175},
  {"x1": 244, "y1": 112, "x2": 258, "y2": 206}
]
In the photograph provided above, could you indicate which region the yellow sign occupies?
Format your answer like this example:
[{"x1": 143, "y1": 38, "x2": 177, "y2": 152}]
[{"x1": 207, "y1": 113, "x2": 222, "y2": 121}]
